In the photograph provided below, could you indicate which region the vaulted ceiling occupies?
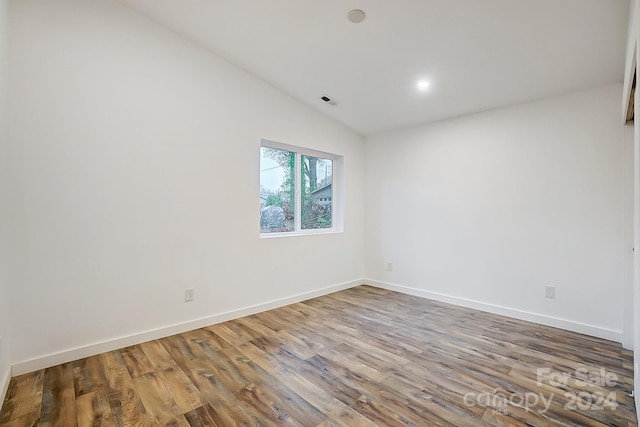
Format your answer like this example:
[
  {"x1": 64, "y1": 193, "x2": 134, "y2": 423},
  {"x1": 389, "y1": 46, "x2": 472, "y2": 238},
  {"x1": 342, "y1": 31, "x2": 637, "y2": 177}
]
[{"x1": 119, "y1": 0, "x2": 630, "y2": 135}]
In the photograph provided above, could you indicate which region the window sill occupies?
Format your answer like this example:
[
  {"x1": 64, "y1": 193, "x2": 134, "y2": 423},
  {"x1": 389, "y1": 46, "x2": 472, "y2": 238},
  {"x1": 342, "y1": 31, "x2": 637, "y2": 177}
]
[{"x1": 259, "y1": 229, "x2": 343, "y2": 239}]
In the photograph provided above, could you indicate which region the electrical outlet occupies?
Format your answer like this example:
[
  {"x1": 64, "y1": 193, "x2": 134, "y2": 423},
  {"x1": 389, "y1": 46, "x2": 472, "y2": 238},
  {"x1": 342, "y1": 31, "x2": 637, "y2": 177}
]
[
  {"x1": 545, "y1": 286, "x2": 555, "y2": 299},
  {"x1": 386, "y1": 262, "x2": 393, "y2": 272},
  {"x1": 185, "y1": 288, "x2": 194, "y2": 302}
]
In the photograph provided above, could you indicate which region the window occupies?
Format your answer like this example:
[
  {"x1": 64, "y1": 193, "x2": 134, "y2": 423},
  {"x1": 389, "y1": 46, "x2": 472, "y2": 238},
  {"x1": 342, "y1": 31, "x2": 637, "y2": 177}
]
[{"x1": 260, "y1": 140, "x2": 342, "y2": 236}]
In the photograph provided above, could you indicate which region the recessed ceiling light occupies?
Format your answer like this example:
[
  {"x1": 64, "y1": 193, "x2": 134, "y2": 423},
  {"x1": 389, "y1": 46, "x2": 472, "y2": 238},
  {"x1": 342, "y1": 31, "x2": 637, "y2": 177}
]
[
  {"x1": 417, "y1": 80, "x2": 430, "y2": 91},
  {"x1": 347, "y1": 9, "x2": 366, "y2": 24}
]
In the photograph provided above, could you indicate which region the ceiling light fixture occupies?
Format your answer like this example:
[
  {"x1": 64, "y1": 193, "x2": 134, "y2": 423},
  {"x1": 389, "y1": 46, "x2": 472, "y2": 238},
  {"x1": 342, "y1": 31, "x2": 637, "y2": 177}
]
[
  {"x1": 347, "y1": 9, "x2": 366, "y2": 24},
  {"x1": 417, "y1": 80, "x2": 430, "y2": 91}
]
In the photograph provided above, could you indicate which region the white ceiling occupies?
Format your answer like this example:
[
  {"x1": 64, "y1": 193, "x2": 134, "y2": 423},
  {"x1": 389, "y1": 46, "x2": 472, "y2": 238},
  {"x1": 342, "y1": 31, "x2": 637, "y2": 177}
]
[{"x1": 119, "y1": 0, "x2": 630, "y2": 136}]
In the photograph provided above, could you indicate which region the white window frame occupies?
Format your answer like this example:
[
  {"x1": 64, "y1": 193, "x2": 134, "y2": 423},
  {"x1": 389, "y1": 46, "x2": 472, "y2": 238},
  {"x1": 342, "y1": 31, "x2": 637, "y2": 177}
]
[{"x1": 260, "y1": 139, "x2": 343, "y2": 238}]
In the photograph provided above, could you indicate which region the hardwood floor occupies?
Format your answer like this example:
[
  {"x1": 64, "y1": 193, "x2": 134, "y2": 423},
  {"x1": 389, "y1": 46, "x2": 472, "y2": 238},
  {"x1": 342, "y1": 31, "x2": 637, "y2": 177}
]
[{"x1": 0, "y1": 285, "x2": 636, "y2": 426}]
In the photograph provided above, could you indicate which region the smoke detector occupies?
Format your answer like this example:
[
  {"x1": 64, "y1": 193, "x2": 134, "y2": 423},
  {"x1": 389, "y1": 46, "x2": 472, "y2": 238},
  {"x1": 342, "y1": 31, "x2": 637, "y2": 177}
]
[
  {"x1": 320, "y1": 95, "x2": 337, "y2": 106},
  {"x1": 347, "y1": 9, "x2": 366, "y2": 23}
]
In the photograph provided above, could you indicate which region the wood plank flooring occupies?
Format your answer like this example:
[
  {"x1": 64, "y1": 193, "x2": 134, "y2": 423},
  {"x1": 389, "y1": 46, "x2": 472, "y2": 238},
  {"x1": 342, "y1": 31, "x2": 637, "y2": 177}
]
[{"x1": 0, "y1": 285, "x2": 636, "y2": 426}]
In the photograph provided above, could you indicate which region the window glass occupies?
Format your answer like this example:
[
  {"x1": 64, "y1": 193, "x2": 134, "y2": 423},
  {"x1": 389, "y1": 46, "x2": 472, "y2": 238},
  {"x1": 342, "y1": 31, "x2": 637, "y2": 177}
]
[
  {"x1": 301, "y1": 155, "x2": 332, "y2": 230},
  {"x1": 260, "y1": 147, "x2": 295, "y2": 233}
]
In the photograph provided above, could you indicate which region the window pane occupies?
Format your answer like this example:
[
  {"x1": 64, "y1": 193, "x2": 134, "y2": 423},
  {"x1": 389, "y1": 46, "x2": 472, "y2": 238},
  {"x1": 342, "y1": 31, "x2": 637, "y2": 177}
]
[
  {"x1": 260, "y1": 147, "x2": 295, "y2": 233},
  {"x1": 301, "y1": 155, "x2": 332, "y2": 229}
]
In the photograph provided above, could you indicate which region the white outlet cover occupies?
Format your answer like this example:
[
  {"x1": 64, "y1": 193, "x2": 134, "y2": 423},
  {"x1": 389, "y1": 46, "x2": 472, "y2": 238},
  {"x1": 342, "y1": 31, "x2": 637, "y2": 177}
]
[{"x1": 545, "y1": 286, "x2": 555, "y2": 299}]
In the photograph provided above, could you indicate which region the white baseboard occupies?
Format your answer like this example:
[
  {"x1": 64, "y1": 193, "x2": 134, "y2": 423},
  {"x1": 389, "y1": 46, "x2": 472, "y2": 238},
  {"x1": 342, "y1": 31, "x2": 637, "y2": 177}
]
[
  {"x1": 364, "y1": 279, "x2": 623, "y2": 343},
  {"x1": 11, "y1": 280, "x2": 362, "y2": 376},
  {"x1": 10, "y1": 278, "x2": 624, "y2": 376},
  {"x1": 0, "y1": 367, "x2": 10, "y2": 408}
]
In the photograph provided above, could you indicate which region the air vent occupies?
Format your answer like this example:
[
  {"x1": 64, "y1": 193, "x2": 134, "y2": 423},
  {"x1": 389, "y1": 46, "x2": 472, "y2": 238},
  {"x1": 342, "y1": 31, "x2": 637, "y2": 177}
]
[{"x1": 320, "y1": 95, "x2": 337, "y2": 106}]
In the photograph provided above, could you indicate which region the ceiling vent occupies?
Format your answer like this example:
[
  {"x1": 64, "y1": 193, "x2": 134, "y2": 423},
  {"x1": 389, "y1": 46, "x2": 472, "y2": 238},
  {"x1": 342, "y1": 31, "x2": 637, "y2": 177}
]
[{"x1": 320, "y1": 95, "x2": 337, "y2": 106}]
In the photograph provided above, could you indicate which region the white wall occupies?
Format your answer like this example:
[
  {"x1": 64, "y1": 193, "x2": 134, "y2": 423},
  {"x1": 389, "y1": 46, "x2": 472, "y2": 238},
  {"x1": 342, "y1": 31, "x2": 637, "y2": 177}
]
[
  {"x1": 8, "y1": 0, "x2": 365, "y2": 370},
  {"x1": 365, "y1": 84, "x2": 631, "y2": 340},
  {"x1": 0, "y1": 0, "x2": 12, "y2": 402}
]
